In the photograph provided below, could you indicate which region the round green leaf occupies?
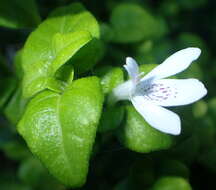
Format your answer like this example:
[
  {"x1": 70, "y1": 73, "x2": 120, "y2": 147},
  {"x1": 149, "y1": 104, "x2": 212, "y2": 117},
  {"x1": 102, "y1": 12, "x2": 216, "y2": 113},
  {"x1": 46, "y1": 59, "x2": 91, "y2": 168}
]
[
  {"x1": 121, "y1": 106, "x2": 173, "y2": 153},
  {"x1": 95, "y1": 66, "x2": 124, "y2": 94},
  {"x1": 110, "y1": 3, "x2": 167, "y2": 43},
  {"x1": 151, "y1": 176, "x2": 192, "y2": 190},
  {"x1": 18, "y1": 77, "x2": 104, "y2": 187}
]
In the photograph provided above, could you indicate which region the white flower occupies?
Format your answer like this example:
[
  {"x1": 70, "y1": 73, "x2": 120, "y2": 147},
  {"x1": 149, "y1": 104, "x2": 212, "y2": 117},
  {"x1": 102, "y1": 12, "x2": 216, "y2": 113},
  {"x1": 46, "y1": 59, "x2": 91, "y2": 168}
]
[{"x1": 112, "y1": 47, "x2": 207, "y2": 135}]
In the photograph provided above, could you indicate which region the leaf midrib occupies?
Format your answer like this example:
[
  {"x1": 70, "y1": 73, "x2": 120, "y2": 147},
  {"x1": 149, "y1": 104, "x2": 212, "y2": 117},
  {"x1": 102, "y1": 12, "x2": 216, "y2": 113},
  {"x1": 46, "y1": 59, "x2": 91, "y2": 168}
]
[{"x1": 56, "y1": 94, "x2": 73, "y2": 175}]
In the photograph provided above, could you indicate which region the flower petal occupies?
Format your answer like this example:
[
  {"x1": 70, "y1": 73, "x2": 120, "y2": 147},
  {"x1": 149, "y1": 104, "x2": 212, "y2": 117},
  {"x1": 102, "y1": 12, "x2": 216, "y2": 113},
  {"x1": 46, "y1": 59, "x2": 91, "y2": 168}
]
[
  {"x1": 141, "y1": 47, "x2": 201, "y2": 81},
  {"x1": 131, "y1": 96, "x2": 181, "y2": 135},
  {"x1": 124, "y1": 57, "x2": 139, "y2": 80},
  {"x1": 135, "y1": 78, "x2": 207, "y2": 107}
]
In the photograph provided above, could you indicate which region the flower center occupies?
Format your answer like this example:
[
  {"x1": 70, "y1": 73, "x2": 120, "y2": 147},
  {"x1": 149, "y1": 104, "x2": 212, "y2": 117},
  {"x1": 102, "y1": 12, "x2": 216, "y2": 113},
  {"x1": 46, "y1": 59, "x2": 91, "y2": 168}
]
[{"x1": 135, "y1": 82, "x2": 178, "y2": 103}]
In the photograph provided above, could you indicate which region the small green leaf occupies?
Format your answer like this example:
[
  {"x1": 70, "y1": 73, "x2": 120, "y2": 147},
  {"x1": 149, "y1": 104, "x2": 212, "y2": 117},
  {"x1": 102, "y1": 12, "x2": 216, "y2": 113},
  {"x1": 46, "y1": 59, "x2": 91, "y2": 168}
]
[
  {"x1": 98, "y1": 106, "x2": 124, "y2": 132},
  {"x1": 110, "y1": 3, "x2": 167, "y2": 43},
  {"x1": 192, "y1": 100, "x2": 208, "y2": 118},
  {"x1": 0, "y1": 77, "x2": 17, "y2": 110},
  {"x1": 18, "y1": 157, "x2": 48, "y2": 186},
  {"x1": 18, "y1": 156, "x2": 65, "y2": 190},
  {"x1": 4, "y1": 50, "x2": 28, "y2": 125},
  {"x1": 0, "y1": 0, "x2": 41, "y2": 29},
  {"x1": 95, "y1": 66, "x2": 124, "y2": 94},
  {"x1": 4, "y1": 87, "x2": 28, "y2": 125},
  {"x1": 18, "y1": 77, "x2": 104, "y2": 187},
  {"x1": 120, "y1": 106, "x2": 173, "y2": 153},
  {"x1": 157, "y1": 160, "x2": 190, "y2": 179},
  {"x1": 151, "y1": 176, "x2": 192, "y2": 190},
  {"x1": 23, "y1": 30, "x2": 92, "y2": 97},
  {"x1": 100, "y1": 23, "x2": 115, "y2": 42},
  {"x1": 14, "y1": 50, "x2": 24, "y2": 79},
  {"x1": 22, "y1": 3, "x2": 101, "y2": 98},
  {"x1": 2, "y1": 140, "x2": 31, "y2": 161}
]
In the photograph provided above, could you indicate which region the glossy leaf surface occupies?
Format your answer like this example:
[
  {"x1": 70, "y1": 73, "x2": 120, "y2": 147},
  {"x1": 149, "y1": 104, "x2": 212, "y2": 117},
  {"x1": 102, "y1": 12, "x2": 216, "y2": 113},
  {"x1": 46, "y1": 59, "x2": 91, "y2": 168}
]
[
  {"x1": 22, "y1": 3, "x2": 100, "y2": 97},
  {"x1": 18, "y1": 77, "x2": 104, "y2": 187},
  {"x1": 121, "y1": 106, "x2": 173, "y2": 153}
]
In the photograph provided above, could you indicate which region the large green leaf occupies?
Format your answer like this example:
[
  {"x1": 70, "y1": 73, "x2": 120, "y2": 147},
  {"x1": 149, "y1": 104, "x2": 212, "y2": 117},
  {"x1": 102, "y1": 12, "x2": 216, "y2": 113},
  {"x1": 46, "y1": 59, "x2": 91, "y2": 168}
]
[
  {"x1": 0, "y1": 0, "x2": 40, "y2": 29},
  {"x1": 22, "y1": 3, "x2": 100, "y2": 98},
  {"x1": 18, "y1": 77, "x2": 104, "y2": 187},
  {"x1": 120, "y1": 106, "x2": 173, "y2": 153},
  {"x1": 110, "y1": 3, "x2": 167, "y2": 43}
]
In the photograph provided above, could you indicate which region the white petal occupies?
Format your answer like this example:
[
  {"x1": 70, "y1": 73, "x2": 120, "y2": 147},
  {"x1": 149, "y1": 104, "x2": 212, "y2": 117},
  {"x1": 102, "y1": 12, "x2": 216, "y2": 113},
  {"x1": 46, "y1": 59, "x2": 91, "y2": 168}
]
[
  {"x1": 112, "y1": 80, "x2": 134, "y2": 101},
  {"x1": 141, "y1": 47, "x2": 201, "y2": 81},
  {"x1": 124, "y1": 57, "x2": 139, "y2": 80},
  {"x1": 131, "y1": 96, "x2": 181, "y2": 135},
  {"x1": 135, "y1": 79, "x2": 207, "y2": 107}
]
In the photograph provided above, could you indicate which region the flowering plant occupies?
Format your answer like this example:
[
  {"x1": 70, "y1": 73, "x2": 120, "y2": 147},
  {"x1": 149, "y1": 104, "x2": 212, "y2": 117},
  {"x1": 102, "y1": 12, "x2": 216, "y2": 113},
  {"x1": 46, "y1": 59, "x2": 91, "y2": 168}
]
[
  {"x1": 112, "y1": 48, "x2": 207, "y2": 135},
  {"x1": 0, "y1": 1, "x2": 215, "y2": 189}
]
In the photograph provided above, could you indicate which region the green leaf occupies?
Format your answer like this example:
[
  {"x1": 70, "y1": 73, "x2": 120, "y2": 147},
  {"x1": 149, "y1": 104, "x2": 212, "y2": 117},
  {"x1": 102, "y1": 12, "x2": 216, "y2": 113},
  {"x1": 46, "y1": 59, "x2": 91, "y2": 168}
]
[
  {"x1": 98, "y1": 106, "x2": 124, "y2": 132},
  {"x1": 0, "y1": 0, "x2": 40, "y2": 29},
  {"x1": 100, "y1": 23, "x2": 115, "y2": 42},
  {"x1": 95, "y1": 66, "x2": 124, "y2": 94},
  {"x1": 157, "y1": 160, "x2": 190, "y2": 179},
  {"x1": 192, "y1": 100, "x2": 208, "y2": 118},
  {"x1": 0, "y1": 77, "x2": 17, "y2": 110},
  {"x1": 14, "y1": 49, "x2": 24, "y2": 79},
  {"x1": 120, "y1": 106, "x2": 173, "y2": 153},
  {"x1": 151, "y1": 176, "x2": 192, "y2": 190},
  {"x1": 176, "y1": 33, "x2": 209, "y2": 66},
  {"x1": 23, "y1": 30, "x2": 92, "y2": 97},
  {"x1": 4, "y1": 87, "x2": 28, "y2": 125},
  {"x1": 110, "y1": 3, "x2": 167, "y2": 43},
  {"x1": 71, "y1": 39, "x2": 105, "y2": 75},
  {"x1": 2, "y1": 140, "x2": 31, "y2": 161},
  {"x1": 18, "y1": 157, "x2": 65, "y2": 190},
  {"x1": 18, "y1": 77, "x2": 104, "y2": 187},
  {"x1": 4, "y1": 50, "x2": 28, "y2": 125},
  {"x1": 22, "y1": 3, "x2": 100, "y2": 98},
  {"x1": 18, "y1": 157, "x2": 48, "y2": 186}
]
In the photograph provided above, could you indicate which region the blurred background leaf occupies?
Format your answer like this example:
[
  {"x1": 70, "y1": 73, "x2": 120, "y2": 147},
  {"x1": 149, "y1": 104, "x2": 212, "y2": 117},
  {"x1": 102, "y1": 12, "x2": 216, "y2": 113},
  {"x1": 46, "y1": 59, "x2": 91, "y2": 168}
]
[{"x1": 0, "y1": 0, "x2": 41, "y2": 29}]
